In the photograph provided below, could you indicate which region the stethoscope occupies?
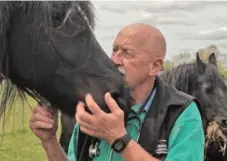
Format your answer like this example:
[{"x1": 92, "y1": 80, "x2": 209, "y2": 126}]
[
  {"x1": 128, "y1": 88, "x2": 156, "y2": 141},
  {"x1": 89, "y1": 88, "x2": 157, "y2": 161}
]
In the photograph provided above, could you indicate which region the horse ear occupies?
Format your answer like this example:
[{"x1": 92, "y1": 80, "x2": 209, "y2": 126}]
[
  {"x1": 196, "y1": 52, "x2": 205, "y2": 73},
  {"x1": 208, "y1": 53, "x2": 217, "y2": 67}
]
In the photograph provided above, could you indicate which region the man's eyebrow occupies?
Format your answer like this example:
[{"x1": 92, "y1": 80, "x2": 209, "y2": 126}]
[{"x1": 112, "y1": 44, "x2": 118, "y2": 48}]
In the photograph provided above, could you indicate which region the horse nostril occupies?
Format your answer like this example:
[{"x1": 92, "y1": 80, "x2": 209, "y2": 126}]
[{"x1": 221, "y1": 118, "x2": 227, "y2": 125}]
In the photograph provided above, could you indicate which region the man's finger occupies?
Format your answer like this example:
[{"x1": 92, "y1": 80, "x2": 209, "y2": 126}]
[
  {"x1": 78, "y1": 119, "x2": 95, "y2": 131},
  {"x1": 30, "y1": 121, "x2": 53, "y2": 129},
  {"x1": 30, "y1": 113, "x2": 54, "y2": 124},
  {"x1": 78, "y1": 111, "x2": 94, "y2": 125},
  {"x1": 76, "y1": 102, "x2": 94, "y2": 124},
  {"x1": 80, "y1": 126, "x2": 94, "y2": 136},
  {"x1": 34, "y1": 105, "x2": 51, "y2": 117},
  {"x1": 48, "y1": 107, "x2": 58, "y2": 116},
  {"x1": 75, "y1": 101, "x2": 86, "y2": 122},
  {"x1": 85, "y1": 93, "x2": 102, "y2": 115},
  {"x1": 105, "y1": 92, "x2": 121, "y2": 114}
]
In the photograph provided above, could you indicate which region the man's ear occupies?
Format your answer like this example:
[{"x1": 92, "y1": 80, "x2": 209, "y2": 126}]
[{"x1": 149, "y1": 58, "x2": 163, "y2": 76}]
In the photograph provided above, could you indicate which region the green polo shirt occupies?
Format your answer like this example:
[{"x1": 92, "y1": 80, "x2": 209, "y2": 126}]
[{"x1": 67, "y1": 101, "x2": 205, "y2": 161}]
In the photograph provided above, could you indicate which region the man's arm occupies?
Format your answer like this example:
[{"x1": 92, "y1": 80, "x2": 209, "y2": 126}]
[
  {"x1": 118, "y1": 101, "x2": 204, "y2": 161},
  {"x1": 119, "y1": 140, "x2": 160, "y2": 161},
  {"x1": 29, "y1": 105, "x2": 70, "y2": 161},
  {"x1": 42, "y1": 137, "x2": 70, "y2": 161}
]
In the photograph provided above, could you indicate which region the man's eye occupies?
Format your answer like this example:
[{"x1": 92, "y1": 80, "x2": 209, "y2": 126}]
[
  {"x1": 124, "y1": 50, "x2": 133, "y2": 57},
  {"x1": 113, "y1": 48, "x2": 118, "y2": 52}
]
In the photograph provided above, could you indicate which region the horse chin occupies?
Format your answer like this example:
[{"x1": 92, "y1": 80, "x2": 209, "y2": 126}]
[{"x1": 205, "y1": 121, "x2": 227, "y2": 157}]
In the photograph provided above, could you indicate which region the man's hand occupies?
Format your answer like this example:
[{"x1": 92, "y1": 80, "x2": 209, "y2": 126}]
[
  {"x1": 75, "y1": 93, "x2": 160, "y2": 161},
  {"x1": 29, "y1": 104, "x2": 70, "y2": 161},
  {"x1": 29, "y1": 104, "x2": 58, "y2": 143},
  {"x1": 75, "y1": 92, "x2": 127, "y2": 144}
]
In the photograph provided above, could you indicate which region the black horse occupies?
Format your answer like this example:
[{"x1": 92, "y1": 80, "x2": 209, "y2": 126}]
[
  {"x1": 160, "y1": 53, "x2": 227, "y2": 161},
  {"x1": 60, "y1": 52, "x2": 227, "y2": 160},
  {"x1": 0, "y1": 0, "x2": 132, "y2": 158}
]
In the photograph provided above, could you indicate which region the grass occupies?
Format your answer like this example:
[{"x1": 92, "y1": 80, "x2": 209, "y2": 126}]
[{"x1": 0, "y1": 96, "x2": 62, "y2": 161}]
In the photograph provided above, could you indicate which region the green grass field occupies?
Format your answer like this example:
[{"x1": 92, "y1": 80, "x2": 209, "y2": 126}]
[{"x1": 0, "y1": 97, "x2": 62, "y2": 161}]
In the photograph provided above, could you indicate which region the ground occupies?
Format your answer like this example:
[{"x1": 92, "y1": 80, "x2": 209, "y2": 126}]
[{"x1": 0, "y1": 96, "x2": 62, "y2": 161}]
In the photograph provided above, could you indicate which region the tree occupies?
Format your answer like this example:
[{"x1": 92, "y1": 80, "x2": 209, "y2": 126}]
[
  {"x1": 171, "y1": 51, "x2": 193, "y2": 66},
  {"x1": 163, "y1": 59, "x2": 174, "y2": 71}
]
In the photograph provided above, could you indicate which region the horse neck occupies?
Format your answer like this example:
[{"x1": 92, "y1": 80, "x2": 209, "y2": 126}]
[{"x1": 160, "y1": 63, "x2": 196, "y2": 94}]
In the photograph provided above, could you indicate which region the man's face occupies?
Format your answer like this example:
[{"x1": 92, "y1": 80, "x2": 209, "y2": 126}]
[{"x1": 111, "y1": 30, "x2": 154, "y2": 89}]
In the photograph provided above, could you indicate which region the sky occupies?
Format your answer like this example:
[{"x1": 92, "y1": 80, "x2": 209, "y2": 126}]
[{"x1": 90, "y1": 1, "x2": 227, "y2": 60}]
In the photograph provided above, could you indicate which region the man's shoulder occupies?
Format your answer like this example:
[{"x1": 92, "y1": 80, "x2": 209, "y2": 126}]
[
  {"x1": 166, "y1": 101, "x2": 205, "y2": 161},
  {"x1": 175, "y1": 101, "x2": 203, "y2": 123},
  {"x1": 156, "y1": 76, "x2": 196, "y2": 108},
  {"x1": 168, "y1": 100, "x2": 204, "y2": 147}
]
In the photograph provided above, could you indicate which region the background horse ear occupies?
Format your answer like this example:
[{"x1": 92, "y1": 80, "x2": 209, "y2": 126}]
[
  {"x1": 208, "y1": 53, "x2": 217, "y2": 67},
  {"x1": 196, "y1": 52, "x2": 206, "y2": 73}
]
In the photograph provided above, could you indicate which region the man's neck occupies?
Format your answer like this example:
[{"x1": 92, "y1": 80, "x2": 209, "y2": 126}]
[{"x1": 131, "y1": 78, "x2": 155, "y2": 105}]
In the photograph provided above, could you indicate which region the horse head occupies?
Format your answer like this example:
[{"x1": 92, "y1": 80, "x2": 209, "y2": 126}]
[
  {"x1": 193, "y1": 53, "x2": 227, "y2": 160},
  {"x1": 193, "y1": 53, "x2": 227, "y2": 130},
  {"x1": 0, "y1": 1, "x2": 131, "y2": 119}
]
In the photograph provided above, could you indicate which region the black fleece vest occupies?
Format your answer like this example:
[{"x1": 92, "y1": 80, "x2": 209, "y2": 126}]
[{"x1": 75, "y1": 76, "x2": 205, "y2": 161}]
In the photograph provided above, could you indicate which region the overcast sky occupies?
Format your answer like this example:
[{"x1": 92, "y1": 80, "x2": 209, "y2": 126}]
[{"x1": 91, "y1": 1, "x2": 227, "y2": 60}]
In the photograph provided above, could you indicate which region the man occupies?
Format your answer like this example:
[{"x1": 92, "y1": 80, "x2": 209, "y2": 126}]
[{"x1": 29, "y1": 23, "x2": 205, "y2": 161}]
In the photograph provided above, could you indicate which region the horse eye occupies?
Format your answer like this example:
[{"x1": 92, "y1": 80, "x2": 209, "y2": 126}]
[{"x1": 205, "y1": 86, "x2": 213, "y2": 93}]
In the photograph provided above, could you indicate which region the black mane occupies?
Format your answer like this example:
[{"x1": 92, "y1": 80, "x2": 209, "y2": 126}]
[
  {"x1": 160, "y1": 62, "x2": 225, "y2": 95},
  {"x1": 160, "y1": 63, "x2": 197, "y2": 94}
]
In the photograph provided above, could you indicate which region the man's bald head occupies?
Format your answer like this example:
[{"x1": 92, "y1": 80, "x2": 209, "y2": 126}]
[
  {"x1": 111, "y1": 23, "x2": 166, "y2": 93},
  {"x1": 116, "y1": 23, "x2": 166, "y2": 60}
]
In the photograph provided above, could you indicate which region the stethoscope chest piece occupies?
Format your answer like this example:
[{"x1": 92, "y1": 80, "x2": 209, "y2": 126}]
[{"x1": 89, "y1": 141, "x2": 100, "y2": 158}]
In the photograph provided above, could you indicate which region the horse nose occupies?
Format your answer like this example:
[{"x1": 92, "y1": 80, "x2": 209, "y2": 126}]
[
  {"x1": 221, "y1": 117, "x2": 227, "y2": 126},
  {"x1": 214, "y1": 116, "x2": 227, "y2": 126}
]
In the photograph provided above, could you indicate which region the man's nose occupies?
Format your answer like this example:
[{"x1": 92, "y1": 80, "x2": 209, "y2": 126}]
[{"x1": 111, "y1": 52, "x2": 123, "y2": 65}]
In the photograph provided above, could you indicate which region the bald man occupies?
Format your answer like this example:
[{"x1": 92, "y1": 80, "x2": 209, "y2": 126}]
[{"x1": 30, "y1": 23, "x2": 204, "y2": 161}]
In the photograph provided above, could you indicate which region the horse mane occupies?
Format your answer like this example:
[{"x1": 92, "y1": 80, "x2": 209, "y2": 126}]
[
  {"x1": 0, "y1": 1, "x2": 96, "y2": 118},
  {"x1": 160, "y1": 61, "x2": 223, "y2": 95},
  {"x1": 160, "y1": 63, "x2": 197, "y2": 94}
]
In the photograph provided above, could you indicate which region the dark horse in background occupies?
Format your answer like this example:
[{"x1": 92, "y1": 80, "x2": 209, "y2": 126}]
[
  {"x1": 160, "y1": 53, "x2": 227, "y2": 161},
  {"x1": 0, "y1": 1, "x2": 132, "y2": 160},
  {"x1": 60, "y1": 52, "x2": 227, "y2": 161}
]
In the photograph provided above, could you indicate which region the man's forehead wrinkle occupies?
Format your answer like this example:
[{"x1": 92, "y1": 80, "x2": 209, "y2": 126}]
[
  {"x1": 121, "y1": 34, "x2": 133, "y2": 49},
  {"x1": 128, "y1": 30, "x2": 154, "y2": 57},
  {"x1": 115, "y1": 24, "x2": 163, "y2": 58},
  {"x1": 121, "y1": 30, "x2": 151, "y2": 49}
]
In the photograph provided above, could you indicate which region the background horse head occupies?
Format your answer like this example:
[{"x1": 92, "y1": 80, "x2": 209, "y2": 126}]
[
  {"x1": 0, "y1": 1, "x2": 132, "y2": 119},
  {"x1": 160, "y1": 53, "x2": 227, "y2": 161}
]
